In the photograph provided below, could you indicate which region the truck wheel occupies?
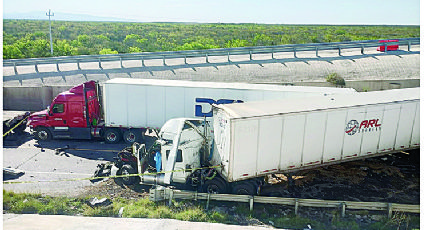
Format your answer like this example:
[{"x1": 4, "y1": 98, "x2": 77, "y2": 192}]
[
  {"x1": 204, "y1": 177, "x2": 227, "y2": 194},
  {"x1": 118, "y1": 164, "x2": 138, "y2": 185},
  {"x1": 34, "y1": 127, "x2": 52, "y2": 141},
  {"x1": 123, "y1": 129, "x2": 140, "y2": 144},
  {"x1": 232, "y1": 182, "x2": 257, "y2": 195},
  {"x1": 104, "y1": 129, "x2": 121, "y2": 144}
]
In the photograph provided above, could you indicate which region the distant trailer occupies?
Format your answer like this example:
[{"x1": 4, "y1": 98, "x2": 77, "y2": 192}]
[{"x1": 377, "y1": 39, "x2": 399, "y2": 51}]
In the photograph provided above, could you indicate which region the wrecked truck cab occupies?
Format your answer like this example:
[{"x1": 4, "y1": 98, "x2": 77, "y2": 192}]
[
  {"x1": 161, "y1": 119, "x2": 210, "y2": 184},
  {"x1": 113, "y1": 118, "x2": 214, "y2": 187},
  {"x1": 157, "y1": 118, "x2": 211, "y2": 184}
]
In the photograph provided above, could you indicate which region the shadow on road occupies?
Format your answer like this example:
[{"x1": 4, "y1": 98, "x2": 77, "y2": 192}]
[
  {"x1": 24, "y1": 135, "x2": 158, "y2": 162},
  {"x1": 3, "y1": 132, "x2": 33, "y2": 148},
  {"x1": 31, "y1": 139, "x2": 127, "y2": 162}
]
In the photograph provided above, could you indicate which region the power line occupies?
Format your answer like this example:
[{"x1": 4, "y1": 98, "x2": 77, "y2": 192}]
[{"x1": 46, "y1": 9, "x2": 54, "y2": 55}]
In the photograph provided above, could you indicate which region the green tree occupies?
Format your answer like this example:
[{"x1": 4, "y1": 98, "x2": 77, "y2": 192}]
[
  {"x1": 54, "y1": 40, "x2": 78, "y2": 56},
  {"x1": 28, "y1": 39, "x2": 51, "y2": 57},
  {"x1": 3, "y1": 44, "x2": 25, "y2": 59},
  {"x1": 2, "y1": 20, "x2": 420, "y2": 59},
  {"x1": 99, "y1": 48, "x2": 118, "y2": 55},
  {"x1": 128, "y1": 46, "x2": 142, "y2": 53},
  {"x1": 253, "y1": 33, "x2": 273, "y2": 46},
  {"x1": 124, "y1": 34, "x2": 142, "y2": 47},
  {"x1": 225, "y1": 39, "x2": 248, "y2": 48}
]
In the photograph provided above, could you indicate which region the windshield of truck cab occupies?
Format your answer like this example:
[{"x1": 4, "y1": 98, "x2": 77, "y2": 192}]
[
  {"x1": 183, "y1": 120, "x2": 204, "y2": 129},
  {"x1": 159, "y1": 119, "x2": 181, "y2": 141},
  {"x1": 159, "y1": 119, "x2": 208, "y2": 142}
]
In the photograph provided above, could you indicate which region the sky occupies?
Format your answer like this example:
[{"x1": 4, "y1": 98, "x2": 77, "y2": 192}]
[{"x1": 2, "y1": 0, "x2": 421, "y2": 25}]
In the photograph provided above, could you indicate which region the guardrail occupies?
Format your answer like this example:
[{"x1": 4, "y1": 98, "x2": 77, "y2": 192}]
[
  {"x1": 3, "y1": 38, "x2": 419, "y2": 67},
  {"x1": 150, "y1": 187, "x2": 420, "y2": 218},
  {"x1": 3, "y1": 38, "x2": 420, "y2": 84}
]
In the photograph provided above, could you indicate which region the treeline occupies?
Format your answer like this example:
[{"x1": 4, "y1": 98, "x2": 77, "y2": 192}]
[{"x1": 3, "y1": 19, "x2": 420, "y2": 59}]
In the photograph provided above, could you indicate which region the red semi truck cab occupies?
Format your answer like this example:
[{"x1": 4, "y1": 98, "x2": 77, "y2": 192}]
[{"x1": 28, "y1": 81, "x2": 102, "y2": 141}]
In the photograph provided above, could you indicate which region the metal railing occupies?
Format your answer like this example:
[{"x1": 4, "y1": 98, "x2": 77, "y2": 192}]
[
  {"x1": 3, "y1": 38, "x2": 419, "y2": 67},
  {"x1": 151, "y1": 187, "x2": 420, "y2": 218},
  {"x1": 3, "y1": 38, "x2": 420, "y2": 84}
]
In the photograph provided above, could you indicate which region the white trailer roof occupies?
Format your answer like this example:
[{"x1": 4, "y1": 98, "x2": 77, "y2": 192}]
[
  {"x1": 104, "y1": 78, "x2": 356, "y2": 94},
  {"x1": 216, "y1": 87, "x2": 420, "y2": 119}
]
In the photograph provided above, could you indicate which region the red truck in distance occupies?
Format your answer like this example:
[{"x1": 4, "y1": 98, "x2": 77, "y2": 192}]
[{"x1": 377, "y1": 39, "x2": 399, "y2": 52}]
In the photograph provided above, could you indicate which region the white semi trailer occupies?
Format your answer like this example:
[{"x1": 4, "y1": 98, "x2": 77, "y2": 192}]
[
  {"x1": 30, "y1": 78, "x2": 355, "y2": 144},
  {"x1": 102, "y1": 78, "x2": 356, "y2": 141},
  {"x1": 114, "y1": 87, "x2": 419, "y2": 195}
]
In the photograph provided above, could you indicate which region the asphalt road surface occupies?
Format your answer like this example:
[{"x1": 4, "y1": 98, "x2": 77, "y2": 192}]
[{"x1": 3, "y1": 129, "x2": 131, "y2": 197}]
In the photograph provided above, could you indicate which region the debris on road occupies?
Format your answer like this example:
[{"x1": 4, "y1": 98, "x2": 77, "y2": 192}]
[
  {"x1": 3, "y1": 167, "x2": 25, "y2": 181},
  {"x1": 3, "y1": 111, "x2": 31, "y2": 146},
  {"x1": 86, "y1": 197, "x2": 112, "y2": 208},
  {"x1": 3, "y1": 111, "x2": 30, "y2": 137},
  {"x1": 90, "y1": 163, "x2": 113, "y2": 183},
  {"x1": 54, "y1": 145, "x2": 70, "y2": 155},
  {"x1": 3, "y1": 167, "x2": 25, "y2": 177}
]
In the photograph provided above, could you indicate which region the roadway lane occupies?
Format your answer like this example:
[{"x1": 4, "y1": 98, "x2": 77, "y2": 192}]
[
  {"x1": 3, "y1": 136, "x2": 128, "y2": 197},
  {"x1": 3, "y1": 45, "x2": 420, "y2": 87}
]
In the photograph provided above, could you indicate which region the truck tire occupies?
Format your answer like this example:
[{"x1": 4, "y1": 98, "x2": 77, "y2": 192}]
[
  {"x1": 104, "y1": 129, "x2": 122, "y2": 144},
  {"x1": 118, "y1": 164, "x2": 138, "y2": 185},
  {"x1": 123, "y1": 129, "x2": 140, "y2": 144},
  {"x1": 204, "y1": 177, "x2": 227, "y2": 194},
  {"x1": 34, "y1": 127, "x2": 52, "y2": 141},
  {"x1": 232, "y1": 182, "x2": 257, "y2": 195}
]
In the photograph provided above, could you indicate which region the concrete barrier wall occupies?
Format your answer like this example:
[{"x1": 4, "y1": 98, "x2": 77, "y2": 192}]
[
  {"x1": 3, "y1": 79, "x2": 420, "y2": 111},
  {"x1": 3, "y1": 85, "x2": 72, "y2": 111}
]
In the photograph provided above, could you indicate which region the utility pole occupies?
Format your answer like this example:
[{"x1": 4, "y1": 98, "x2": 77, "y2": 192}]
[{"x1": 46, "y1": 9, "x2": 54, "y2": 55}]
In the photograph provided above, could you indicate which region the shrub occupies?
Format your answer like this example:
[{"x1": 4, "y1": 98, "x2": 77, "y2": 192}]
[
  {"x1": 326, "y1": 73, "x2": 346, "y2": 87},
  {"x1": 175, "y1": 207, "x2": 208, "y2": 222},
  {"x1": 208, "y1": 211, "x2": 228, "y2": 223}
]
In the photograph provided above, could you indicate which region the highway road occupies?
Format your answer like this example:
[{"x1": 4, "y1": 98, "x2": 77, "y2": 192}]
[
  {"x1": 3, "y1": 129, "x2": 130, "y2": 197},
  {"x1": 3, "y1": 45, "x2": 420, "y2": 87}
]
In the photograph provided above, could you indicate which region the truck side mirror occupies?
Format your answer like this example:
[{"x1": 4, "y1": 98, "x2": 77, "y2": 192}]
[{"x1": 47, "y1": 106, "x2": 53, "y2": 116}]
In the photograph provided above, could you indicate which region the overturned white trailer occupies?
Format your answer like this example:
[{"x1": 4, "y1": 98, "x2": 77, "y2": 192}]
[{"x1": 212, "y1": 88, "x2": 420, "y2": 182}]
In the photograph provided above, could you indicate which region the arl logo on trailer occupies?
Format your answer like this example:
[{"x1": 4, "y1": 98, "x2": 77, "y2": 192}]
[
  {"x1": 195, "y1": 98, "x2": 244, "y2": 117},
  {"x1": 345, "y1": 119, "x2": 382, "y2": 136}
]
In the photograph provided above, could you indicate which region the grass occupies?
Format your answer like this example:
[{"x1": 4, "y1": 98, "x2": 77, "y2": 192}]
[
  {"x1": 3, "y1": 190, "x2": 84, "y2": 215},
  {"x1": 3, "y1": 190, "x2": 420, "y2": 229}
]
